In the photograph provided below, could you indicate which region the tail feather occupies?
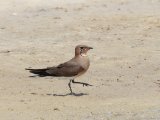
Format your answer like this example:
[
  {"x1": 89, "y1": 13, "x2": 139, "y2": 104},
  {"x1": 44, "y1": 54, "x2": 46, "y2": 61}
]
[{"x1": 25, "y1": 68, "x2": 50, "y2": 76}]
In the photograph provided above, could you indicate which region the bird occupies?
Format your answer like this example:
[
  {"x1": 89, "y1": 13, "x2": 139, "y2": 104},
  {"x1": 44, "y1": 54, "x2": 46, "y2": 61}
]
[{"x1": 26, "y1": 45, "x2": 93, "y2": 94}]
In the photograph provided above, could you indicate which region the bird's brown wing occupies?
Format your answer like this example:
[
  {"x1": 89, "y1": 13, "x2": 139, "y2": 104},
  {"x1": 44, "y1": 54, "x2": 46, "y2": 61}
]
[{"x1": 46, "y1": 61, "x2": 84, "y2": 77}]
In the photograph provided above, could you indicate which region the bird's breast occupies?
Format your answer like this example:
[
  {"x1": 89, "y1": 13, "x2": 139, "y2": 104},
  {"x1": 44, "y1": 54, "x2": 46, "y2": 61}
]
[
  {"x1": 74, "y1": 56, "x2": 90, "y2": 78},
  {"x1": 79, "y1": 56, "x2": 90, "y2": 70}
]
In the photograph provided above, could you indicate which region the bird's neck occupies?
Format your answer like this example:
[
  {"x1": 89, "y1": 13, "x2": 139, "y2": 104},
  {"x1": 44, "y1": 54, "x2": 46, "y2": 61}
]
[{"x1": 75, "y1": 53, "x2": 87, "y2": 57}]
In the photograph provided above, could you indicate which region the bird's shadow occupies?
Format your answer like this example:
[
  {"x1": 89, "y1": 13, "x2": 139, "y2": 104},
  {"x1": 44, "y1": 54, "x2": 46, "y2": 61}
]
[
  {"x1": 30, "y1": 92, "x2": 88, "y2": 97},
  {"x1": 47, "y1": 92, "x2": 88, "y2": 97}
]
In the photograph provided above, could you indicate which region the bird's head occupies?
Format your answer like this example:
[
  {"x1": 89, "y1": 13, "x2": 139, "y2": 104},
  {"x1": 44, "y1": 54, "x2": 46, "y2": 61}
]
[{"x1": 75, "y1": 45, "x2": 93, "y2": 57}]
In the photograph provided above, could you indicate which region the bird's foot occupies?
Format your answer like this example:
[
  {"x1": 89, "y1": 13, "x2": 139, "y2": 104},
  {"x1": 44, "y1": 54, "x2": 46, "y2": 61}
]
[{"x1": 82, "y1": 83, "x2": 93, "y2": 87}]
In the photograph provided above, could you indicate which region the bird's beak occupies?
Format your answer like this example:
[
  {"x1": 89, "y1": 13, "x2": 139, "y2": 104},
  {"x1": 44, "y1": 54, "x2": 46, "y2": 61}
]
[{"x1": 88, "y1": 47, "x2": 93, "y2": 49}]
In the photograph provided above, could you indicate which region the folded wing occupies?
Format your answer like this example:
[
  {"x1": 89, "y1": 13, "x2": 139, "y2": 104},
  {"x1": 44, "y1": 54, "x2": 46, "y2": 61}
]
[{"x1": 26, "y1": 61, "x2": 84, "y2": 77}]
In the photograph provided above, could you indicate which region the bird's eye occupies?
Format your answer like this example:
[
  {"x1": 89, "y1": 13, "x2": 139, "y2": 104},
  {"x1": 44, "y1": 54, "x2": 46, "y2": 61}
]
[{"x1": 80, "y1": 47, "x2": 84, "y2": 49}]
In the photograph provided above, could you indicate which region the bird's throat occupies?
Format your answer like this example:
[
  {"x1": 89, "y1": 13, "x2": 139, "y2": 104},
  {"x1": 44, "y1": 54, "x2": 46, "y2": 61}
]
[{"x1": 80, "y1": 53, "x2": 87, "y2": 57}]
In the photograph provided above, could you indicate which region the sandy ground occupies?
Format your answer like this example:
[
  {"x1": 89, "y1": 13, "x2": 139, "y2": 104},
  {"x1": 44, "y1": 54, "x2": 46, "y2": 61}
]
[{"x1": 0, "y1": 0, "x2": 160, "y2": 119}]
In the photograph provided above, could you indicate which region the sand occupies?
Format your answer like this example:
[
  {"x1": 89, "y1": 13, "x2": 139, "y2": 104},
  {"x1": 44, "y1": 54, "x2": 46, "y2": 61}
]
[{"x1": 0, "y1": 0, "x2": 160, "y2": 119}]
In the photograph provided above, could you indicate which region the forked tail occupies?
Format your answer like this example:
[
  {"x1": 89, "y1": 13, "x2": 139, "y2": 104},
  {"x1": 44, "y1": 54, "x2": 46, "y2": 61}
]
[{"x1": 25, "y1": 68, "x2": 50, "y2": 76}]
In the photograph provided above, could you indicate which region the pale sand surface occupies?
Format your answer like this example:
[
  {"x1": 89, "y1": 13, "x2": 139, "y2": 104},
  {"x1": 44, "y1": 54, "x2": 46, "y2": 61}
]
[{"x1": 0, "y1": 0, "x2": 160, "y2": 119}]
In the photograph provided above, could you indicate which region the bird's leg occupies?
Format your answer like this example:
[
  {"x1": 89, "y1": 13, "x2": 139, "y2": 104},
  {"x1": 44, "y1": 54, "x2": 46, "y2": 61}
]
[
  {"x1": 72, "y1": 79, "x2": 93, "y2": 87},
  {"x1": 68, "y1": 79, "x2": 73, "y2": 94}
]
